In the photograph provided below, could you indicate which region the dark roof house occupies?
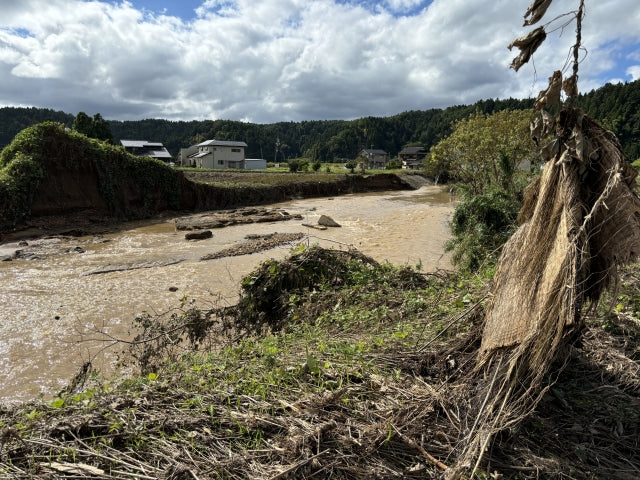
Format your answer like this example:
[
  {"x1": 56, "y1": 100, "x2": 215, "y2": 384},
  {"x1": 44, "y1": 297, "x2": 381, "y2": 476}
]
[
  {"x1": 120, "y1": 140, "x2": 172, "y2": 161},
  {"x1": 399, "y1": 146, "x2": 428, "y2": 170}
]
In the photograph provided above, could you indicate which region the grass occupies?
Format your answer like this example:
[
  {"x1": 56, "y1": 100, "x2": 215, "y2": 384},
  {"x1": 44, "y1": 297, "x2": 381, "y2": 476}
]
[
  {"x1": 181, "y1": 165, "x2": 414, "y2": 187},
  {"x1": 1, "y1": 245, "x2": 638, "y2": 479},
  {"x1": 182, "y1": 169, "x2": 347, "y2": 187}
]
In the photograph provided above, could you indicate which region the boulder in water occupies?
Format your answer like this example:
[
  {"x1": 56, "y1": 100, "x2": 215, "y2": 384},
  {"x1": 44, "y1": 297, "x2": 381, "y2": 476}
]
[
  {"x1": 318, "y1": 215, "x2": 341, "y2": 227},
  {"x1": 185, "y1": 230, "x2": 213, "y2": 240}
]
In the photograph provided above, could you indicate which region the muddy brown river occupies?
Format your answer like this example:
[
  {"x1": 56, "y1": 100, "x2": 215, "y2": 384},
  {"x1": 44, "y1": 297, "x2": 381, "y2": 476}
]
[{"x1": 0, "y1": 186, "x2": 455, "y2": 404}]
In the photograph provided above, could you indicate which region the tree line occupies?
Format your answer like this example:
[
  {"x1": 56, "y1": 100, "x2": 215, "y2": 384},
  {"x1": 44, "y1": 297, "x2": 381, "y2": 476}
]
[{"x1": 1, "y1": 79, "x2": 639, "y2": 162}]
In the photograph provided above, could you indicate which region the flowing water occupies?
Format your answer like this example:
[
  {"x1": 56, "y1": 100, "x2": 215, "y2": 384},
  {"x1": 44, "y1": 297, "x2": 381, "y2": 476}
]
[{"x1": 0, "y1": 186, "x2": 455, "y2": 404}]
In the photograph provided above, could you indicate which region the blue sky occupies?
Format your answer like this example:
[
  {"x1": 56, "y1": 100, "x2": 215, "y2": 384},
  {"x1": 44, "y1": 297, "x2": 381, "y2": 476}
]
[
  {"x1": 125, "y1": 0, "x2": 434, "y2": 18},
  {"x1": 122, "y1": 0, "x2": 205, "y2": 19},
  {"x1": 1, "y1": 0, "x2": 639, "y2": 122}
]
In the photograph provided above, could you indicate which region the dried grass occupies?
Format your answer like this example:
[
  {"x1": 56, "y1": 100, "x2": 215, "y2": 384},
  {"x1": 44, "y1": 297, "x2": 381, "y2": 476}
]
[{"x1": 448, "y1": 106, "x2": 640, "y2": 477}]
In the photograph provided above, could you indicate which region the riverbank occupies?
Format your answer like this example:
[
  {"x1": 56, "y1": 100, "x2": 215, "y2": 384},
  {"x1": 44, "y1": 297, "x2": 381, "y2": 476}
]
[
  {"x1": 2, "y1": 169, "x2": 431, "y2": 242},
  {"x1": 0, "y1": 122, "x2": 430, "y2": 240}
]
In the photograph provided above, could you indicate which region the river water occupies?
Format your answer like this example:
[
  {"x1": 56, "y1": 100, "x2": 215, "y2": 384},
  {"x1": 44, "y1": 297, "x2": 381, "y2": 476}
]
[{"x1": 0, "y1": 186, "x2": 455, "y2": 404}]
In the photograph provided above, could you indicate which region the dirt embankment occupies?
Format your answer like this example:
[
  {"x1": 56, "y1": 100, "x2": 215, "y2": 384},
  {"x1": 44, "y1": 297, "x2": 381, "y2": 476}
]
[
  {"x1": 178, "y1": 172, "x2": 429, "y2": 212},
  {"x1": 4, "y1": 169, "x2": 429, "y2": 239}
]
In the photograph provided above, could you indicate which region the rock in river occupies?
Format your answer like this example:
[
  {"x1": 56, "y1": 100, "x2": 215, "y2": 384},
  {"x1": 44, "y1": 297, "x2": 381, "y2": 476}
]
[
  {"x1": 185, "y1": 230, "x2": 214, "y2": 241},
  {"x1": 318, "y1": 215, "x2": 341, "y2": 227}
]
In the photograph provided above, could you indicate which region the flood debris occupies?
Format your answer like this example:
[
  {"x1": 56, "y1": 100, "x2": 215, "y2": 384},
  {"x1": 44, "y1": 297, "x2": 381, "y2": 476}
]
[
  {"x1": 84, "y1": 258, "x2": 185, "y2": 275},
  {"x1": 200, "y1": 232, "x2": 305, "y2": 261},
  {"x1": 448, "y1": 1, "x2": 640, "y2": 476}
]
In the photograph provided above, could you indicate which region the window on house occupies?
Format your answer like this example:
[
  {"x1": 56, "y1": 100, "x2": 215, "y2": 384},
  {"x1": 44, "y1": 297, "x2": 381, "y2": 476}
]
[
  {"x1": 231, "y1": 148, "x2": 241, "y2": 152},
  {"x1": 218, "y1": 160, "x2": 224, "y2": 165}
]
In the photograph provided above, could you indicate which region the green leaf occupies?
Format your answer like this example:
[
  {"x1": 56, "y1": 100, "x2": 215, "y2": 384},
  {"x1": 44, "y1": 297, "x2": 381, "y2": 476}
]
[{"x1": 49, "y1": 398, "x2": 65, "y2": 409}]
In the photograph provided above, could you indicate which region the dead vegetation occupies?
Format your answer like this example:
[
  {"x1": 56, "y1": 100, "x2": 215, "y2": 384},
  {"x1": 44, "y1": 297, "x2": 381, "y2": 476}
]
[
  {"x1": 200, "y1": 232, "x2": 306, "y2": 261},
  {"x1": 0, "y1": 246, "x2": 638, "y2": 479}
]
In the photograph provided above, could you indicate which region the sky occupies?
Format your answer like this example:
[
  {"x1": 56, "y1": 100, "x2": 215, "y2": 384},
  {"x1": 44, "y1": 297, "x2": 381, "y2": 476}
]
[{"x1": 1, "y1": 0, "x2": 639, "y2": 124}]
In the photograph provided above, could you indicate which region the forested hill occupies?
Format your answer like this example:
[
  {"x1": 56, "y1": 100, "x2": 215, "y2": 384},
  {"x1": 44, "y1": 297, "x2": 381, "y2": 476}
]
[
  {"x1": 1, "y1": 79, "x2": 639, "y2": 161},
  {"x1": 107, "y1": 98, "x2": 535, "y2": 163},
  {"x1": 0, "y1": 107, "x2": 74, "y2": 150}
]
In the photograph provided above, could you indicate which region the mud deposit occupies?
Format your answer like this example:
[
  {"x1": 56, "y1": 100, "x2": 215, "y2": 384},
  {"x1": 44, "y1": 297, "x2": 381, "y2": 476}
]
[{"x1": 0, "y1": 186, "x2": 454, "y2": 404}]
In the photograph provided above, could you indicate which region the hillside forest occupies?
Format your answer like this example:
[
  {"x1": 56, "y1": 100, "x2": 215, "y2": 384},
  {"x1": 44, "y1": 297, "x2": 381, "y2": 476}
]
[{"x1": 1, "y1": 79, "x2": 639, "y2": 163}]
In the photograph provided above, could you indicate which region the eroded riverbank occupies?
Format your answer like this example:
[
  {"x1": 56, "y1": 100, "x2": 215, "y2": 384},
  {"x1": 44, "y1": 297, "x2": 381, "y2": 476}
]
[{"x1": 0, "y1": 186, "x2": 455, "y2": 404}]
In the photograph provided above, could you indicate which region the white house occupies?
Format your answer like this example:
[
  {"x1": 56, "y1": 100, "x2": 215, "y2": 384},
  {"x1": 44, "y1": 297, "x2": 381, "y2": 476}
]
[
  {"x1": 188, "y1": 139, "x2": 248, "y2": 169},
  {"x1": 120, "y1": 140, "x2": 172, "y2": 162}
]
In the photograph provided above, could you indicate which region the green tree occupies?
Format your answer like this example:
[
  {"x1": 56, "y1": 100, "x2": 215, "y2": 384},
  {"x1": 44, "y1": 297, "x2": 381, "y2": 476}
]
[
  {"x1": 72, "y1": 111, "x2": 93, "y2": 137},
  {"x1": 428, "y1": 109, "x2": 538, "y2": 195},
  {"x1": 345, "y1": 158, "x2": 357, "y2": 173},
  {"x1": 433, "y1": 110, "x2": 540, "y2": 271},
  {"x1": 72, "y1": 112, "x2": 113, "y2": 143},
  {"x1": 92, "y1": 113, "x2": 113, "y2": 143}
]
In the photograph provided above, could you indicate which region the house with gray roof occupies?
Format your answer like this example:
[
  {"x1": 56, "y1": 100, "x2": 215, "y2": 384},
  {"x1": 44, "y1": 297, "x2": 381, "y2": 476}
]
[
  {"x1": 187, "y1": 139, "x2": 248, "y2": 169},
  {"x1": 357, "y1": 149, "x2": 388, "y2": 169}
]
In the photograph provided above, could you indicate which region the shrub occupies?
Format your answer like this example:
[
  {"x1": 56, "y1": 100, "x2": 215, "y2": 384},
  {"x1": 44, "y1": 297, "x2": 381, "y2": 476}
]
[
  {"x1": 0, "y1": 153, "x2": 46, "y2": 230},
  {"x1": 288, "y1": 159, "x2": 299, "y2": 172},
  {"x1": 446, "y1": 188, "x2": 520, "y2": 272},
  {"x1": 385, "y1": 157, "x2": 402, "y2": 170}
]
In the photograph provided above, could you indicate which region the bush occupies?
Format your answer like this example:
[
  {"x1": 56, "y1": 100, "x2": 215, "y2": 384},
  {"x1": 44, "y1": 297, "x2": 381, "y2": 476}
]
[
  {"x1": 0, "y1": 153, "x2": 46, "y2": 230},
  {"x1": 446, "y1": 188, "x2": 520, "y2": 272},
  {"x1": 386, "y1": 157, "x2": 402, "y2": 169},
  {"x1": 288, "y1": 159, "x2": 299, "y2": 172}
]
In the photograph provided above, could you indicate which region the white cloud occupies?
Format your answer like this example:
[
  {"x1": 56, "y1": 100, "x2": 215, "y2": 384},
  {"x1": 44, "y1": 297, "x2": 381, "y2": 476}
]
[
  {"x1": 1, "y1": 0, "x2": 639, "y2": 122},
  {"x1": 627, "y1": 65, "x2": 640, "y2": 81}
]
